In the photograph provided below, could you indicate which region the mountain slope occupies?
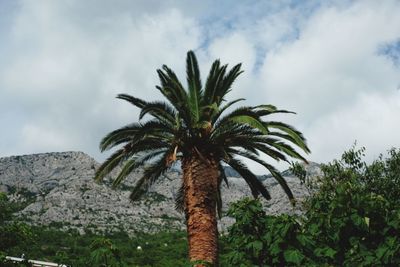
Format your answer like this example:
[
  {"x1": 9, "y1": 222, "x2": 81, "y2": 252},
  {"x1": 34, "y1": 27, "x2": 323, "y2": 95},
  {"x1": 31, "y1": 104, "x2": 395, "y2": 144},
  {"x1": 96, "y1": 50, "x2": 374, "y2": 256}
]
[{"x1": 0, "y1": 152, "x2": 318, "y2": 234}]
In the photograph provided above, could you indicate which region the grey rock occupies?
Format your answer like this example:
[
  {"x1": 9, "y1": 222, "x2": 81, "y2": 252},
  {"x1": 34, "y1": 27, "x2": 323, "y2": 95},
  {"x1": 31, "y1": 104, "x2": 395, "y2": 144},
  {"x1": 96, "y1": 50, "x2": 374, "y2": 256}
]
[{"x1": 0, "y1": 151, "x2": 319, "y2": 235}]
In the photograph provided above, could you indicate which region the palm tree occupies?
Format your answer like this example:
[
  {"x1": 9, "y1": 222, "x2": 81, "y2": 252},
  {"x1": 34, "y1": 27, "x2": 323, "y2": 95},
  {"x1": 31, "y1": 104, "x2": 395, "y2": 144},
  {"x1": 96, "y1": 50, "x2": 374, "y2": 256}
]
[{"x1": 95, "y1": 51, "x2": 310, "y2": 266}]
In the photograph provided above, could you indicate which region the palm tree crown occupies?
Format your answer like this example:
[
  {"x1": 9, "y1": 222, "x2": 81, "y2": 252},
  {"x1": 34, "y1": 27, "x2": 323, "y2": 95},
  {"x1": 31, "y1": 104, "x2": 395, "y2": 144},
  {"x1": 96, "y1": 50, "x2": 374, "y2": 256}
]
[{"x1": 95, "y1": 50, "x2": 310, "y2": 207}]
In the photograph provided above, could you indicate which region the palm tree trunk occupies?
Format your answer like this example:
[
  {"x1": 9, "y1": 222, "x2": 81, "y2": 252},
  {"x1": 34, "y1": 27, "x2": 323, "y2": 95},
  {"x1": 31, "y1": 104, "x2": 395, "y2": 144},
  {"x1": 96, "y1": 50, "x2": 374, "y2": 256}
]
[{"x1": 182, "y1": 150, "x2": 219, "y2": 266}]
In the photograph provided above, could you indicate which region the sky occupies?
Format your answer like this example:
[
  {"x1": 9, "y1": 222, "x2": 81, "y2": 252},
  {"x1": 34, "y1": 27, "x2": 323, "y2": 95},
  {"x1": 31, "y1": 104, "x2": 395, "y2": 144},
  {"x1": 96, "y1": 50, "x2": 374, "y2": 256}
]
[{"x1": 1, "y1": 0, "x2": 400, "y2": 174}]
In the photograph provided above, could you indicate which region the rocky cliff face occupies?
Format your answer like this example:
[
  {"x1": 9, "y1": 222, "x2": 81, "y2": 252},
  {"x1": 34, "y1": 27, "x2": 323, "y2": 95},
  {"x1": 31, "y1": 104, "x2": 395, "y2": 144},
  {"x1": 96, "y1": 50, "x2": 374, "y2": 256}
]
[{"x1": 0, "y1": 152, "x2": 320, "y2": 234}]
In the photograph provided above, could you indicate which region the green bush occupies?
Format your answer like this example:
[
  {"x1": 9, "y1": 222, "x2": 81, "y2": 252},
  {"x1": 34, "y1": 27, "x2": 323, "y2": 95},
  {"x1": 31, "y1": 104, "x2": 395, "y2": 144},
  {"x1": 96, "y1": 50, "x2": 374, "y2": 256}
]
[
  {"x1": 225, "y1": 198, "x2": 313, "y2": 266},
  {"x1": 0, "y1": 193, "x2": 34, "y2": 255},
  {"x1": 225, "y1": 146, "x2": 400, "y2": 266}
]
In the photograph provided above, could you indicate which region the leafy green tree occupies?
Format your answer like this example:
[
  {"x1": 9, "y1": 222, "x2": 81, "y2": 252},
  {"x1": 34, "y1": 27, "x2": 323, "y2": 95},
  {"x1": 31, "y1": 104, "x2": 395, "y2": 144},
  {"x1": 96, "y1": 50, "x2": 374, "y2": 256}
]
[
  {"x1": 95, "y1": 51, "x2": 309, "y2": 265},
  {"x1": 0, "y1": 193, "x2": 13, "y2": 223},
  {"x1": 88, "y1": 237, "x2": 121, "y2": 267},
  {"x1": 225, "y1": 198, "x2": 314, "y2": 266},
  {"x1": 226, "y1": 146, "x2": 400, "y2": 266},
  {"x1": 361, "y1": 147, "x2": 400, "y2": 202},
  {"x1": 0, "y1": 193, "x2": 34, "y2": 256},
  {"x1": 303, "y1": 146, "x2": 400, "y2": 266}
]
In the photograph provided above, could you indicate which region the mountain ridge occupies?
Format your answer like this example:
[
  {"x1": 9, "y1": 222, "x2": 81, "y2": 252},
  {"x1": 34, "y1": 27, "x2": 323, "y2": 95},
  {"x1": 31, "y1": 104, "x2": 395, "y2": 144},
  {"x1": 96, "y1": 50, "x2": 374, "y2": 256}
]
[{"x1": 0, "y1": 151, "x2": 320, "y2": 235}]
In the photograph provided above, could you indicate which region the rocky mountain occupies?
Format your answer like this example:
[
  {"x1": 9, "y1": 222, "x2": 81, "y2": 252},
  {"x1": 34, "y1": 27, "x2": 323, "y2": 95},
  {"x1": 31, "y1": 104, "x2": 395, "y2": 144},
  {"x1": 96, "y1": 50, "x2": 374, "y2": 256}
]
[{"x1": 0, "y1": 152, "x2": 321, "y2": 235}]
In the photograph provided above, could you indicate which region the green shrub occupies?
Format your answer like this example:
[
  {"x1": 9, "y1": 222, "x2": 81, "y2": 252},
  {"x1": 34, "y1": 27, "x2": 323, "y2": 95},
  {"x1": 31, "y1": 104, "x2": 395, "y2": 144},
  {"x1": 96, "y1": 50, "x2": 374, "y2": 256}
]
[
  {"x1": 225, "y1": 198, "x2": 314, "y2": 266},
  {"x1": 225, "y1": 146, "x2": 400, "y2": 266}
]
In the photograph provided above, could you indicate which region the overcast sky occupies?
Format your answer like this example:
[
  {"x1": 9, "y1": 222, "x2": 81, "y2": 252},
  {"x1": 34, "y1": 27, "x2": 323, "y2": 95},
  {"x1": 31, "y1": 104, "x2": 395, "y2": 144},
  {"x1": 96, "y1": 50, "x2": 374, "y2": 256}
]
[{"x1": 1, "y1": 0, "x2": 400, "y2": 173}]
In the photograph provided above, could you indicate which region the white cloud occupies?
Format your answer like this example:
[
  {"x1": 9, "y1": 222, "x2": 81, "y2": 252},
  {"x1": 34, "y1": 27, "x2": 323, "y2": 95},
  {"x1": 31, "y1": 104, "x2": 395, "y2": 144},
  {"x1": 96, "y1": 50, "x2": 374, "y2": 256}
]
[
  {"x1": 20, "y1": 124, "x2": 76, "y2": 153},
  {"x1": 208, "y1": 33, "x2": 256, "y2": 72},
  {"x1": 252, "y1": 1, "x2": 400, "y2": 167},
  {"x1": 259, "y1": 1, "x2": 400, "y2": 117},
  {"x1": 307, "y1": 91, "x2": 400, "y2": 163},
  {"x1": 1, "y1": 0, "x2": 400, "y2": 174},
  {"x1": 0, "y1": 1, "x2": 201, "y2": 159}
]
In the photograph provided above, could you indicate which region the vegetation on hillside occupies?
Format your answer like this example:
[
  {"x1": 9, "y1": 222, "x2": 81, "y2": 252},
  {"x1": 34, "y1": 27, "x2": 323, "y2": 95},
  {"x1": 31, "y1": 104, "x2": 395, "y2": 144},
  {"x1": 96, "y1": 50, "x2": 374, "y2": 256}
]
[
  {"x1": 0, "y1": 213, "x2": 191, "y2": 266},
  {"x1": 1, "y1": 146, "x2": 399, "y2": 266}
]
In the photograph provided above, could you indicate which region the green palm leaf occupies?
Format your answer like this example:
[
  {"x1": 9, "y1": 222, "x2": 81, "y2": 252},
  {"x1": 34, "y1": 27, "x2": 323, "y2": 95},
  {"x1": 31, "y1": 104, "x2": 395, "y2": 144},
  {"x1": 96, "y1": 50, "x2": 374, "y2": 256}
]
[
  {"x1": 227, "y1": 158, "x2": 271, "y2": 200},
  {"x1": 95, "y1": 148, "x2": 126, "y2": 182},
  {"x1": 129, "y1": 152, "x2": 171, "y2": 201},
  {"x1": 139, "y1": 101, "x2": 176, "y2": 123},
  {"x1": 231, "y1": 115, "x2": 268, "y2": 134},
  {"x1": 265, "y1": 121, "x2": 310, "y2": 153},
  {"x1": 230, "y1": 149, "x2": 294, "y2": 202},
  {"x1": 116, "y1": 94, "x2": 147, "y2": 108},
  {"x1": 186, "y1": 51, "x2": 202, "y2": 123},
  {"x1": 211, "y1": 98, "x2": 245, "y2": 123}
]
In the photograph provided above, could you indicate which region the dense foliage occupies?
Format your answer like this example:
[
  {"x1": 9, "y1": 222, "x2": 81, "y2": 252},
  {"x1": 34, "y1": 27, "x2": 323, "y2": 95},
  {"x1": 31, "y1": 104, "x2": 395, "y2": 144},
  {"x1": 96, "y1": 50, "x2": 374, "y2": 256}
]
[
  {"x1": 225, "y1": 147, "x2": 400, "y2": 266},
  {"x1": 0, "y1": 193, "x2": 34, "y2": 265},
  {"x1": 1, "y1": 194, "x2": 191, "y2": 266},
  {"x1": 1, "y1": 224, "x2": 191, "y2": 266}
]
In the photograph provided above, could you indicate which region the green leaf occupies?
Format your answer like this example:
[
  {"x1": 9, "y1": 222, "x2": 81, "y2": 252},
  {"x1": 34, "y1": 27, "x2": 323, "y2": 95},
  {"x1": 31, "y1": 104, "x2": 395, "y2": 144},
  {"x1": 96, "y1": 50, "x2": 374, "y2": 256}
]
[
  {"x1": 231, "y1": 115, "x2": 268, "y2": 134},
  {"x1": 250, "y1": 240, "x2": 263, "y2": 253},
  {"x1": 314, "y1": 247, "x2": 337, "y2": 259},
  {"x1": 376, "y1": 246, "x2": 388, "y2": 260},
  {"x1": 296, "y1": 234, "x2": 314, "y2": 248},
  {"x1": 254, "y1": 104, "x2": 277, "y2": 111},
  {"x1": 283, "y1": 249, "x2": 305, "y2": 264},
  {"x1": 364, "y1": 216, "x2": 370, "y2": 227}
]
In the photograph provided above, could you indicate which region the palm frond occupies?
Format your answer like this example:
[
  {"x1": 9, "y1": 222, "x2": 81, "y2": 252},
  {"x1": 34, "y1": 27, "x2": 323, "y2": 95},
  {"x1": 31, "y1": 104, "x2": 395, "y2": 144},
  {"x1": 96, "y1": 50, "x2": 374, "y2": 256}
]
[
  {"x1": 135, "y1": 119, "x2": 175, "y2": 136},
  {"x1": 251, "y1": 143, "x2": 288, "y2": 162},
  {"x1": 139, "y1": 101, "x2": 176, "y2": 123},
  {"x1": 253, "y1": 104, "x2": 296, "y2": 116},
  {"x1": 100, "y1": 120, "x2": 174, "y2": 153},
  {"x1": 100, "y1": 123, "x2": 141, "y2": 152},
  {"x1": 227, "y1": 158, "x2": 271, "y2": 200},
  {"x1": 129, "y1": 152, "x2": 171, "y2": 201},
  {"x1": 175, "y1": 184, "x2": 185, "y2": 212},
  {"x1": 203, "y1": 62, "x2": 227, "y2": 105},
  {"x1": 203, "y1": 59, "x2": 221, "y2": 104},
  {"x1": 215, "y1": 107, "x2": 268, "y2": 134},
  {"x1": 216, "y1": 163, "x2": 229, "y2": 219},
  {"x1": 157, "y1": 65, "x2": 188, "y2": 107},
  {"x1": 265, "y1": 121, "x2": 310, "y2": 153},
  {"x1": 211, "y1": 98, "x2": 245, "y2": 124},
  {"x1": 216, "y1": 63, "x2": 243, "y2": 105},
  {"x1": 216, "y1": 185, "x2": 223, "y2": 219},
  {"x1": 129, "y1": 138, "x2": 171, "y2": 154},
  {"x1": 186, "y1": 51, "x2": 202, "y2": 123},
  {"x1": 156, "y1": 64, "x2": 191, "y2": 127},
  {"x1": 268, "y1": 141, "x2": 309, "y2": 163},
  {"x1": 218, "y1": 163, "x2": 229, "y2": 187},
  {"x1": 229, "y1": 149, "x2": 294, "y2": 202},
  {"x1": 94, "y1": 148, "x2": 126, "y2": 182},
  {"x1": 263, "y1": 164, "x2": 295, "y2": 205},
  {"x1": 116, "y1": 94, "x2": 147, "y2": 109},
  {"x1": 112, "y1": 150, "x2": 167, "y2": 188},
  {"x1": 268, "y1": 131, "x2": 309, "y2": 154},
  {"x1": 231, "y1": 115, "x2": 268, "y2": 134},
  {"x1": 212, "y1": 125, "x2": 263, "y2": 147},
  {"x1": 111, "y1": 159, "x2": 137, "y2": 189}
]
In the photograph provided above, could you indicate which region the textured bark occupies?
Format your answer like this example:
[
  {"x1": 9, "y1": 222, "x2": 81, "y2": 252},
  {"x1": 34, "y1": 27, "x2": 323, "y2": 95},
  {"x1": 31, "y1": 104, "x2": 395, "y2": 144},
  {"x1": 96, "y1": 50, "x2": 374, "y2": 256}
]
[{"x1": 182, "y1": 150, "x2": 219, "y2": 267}]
